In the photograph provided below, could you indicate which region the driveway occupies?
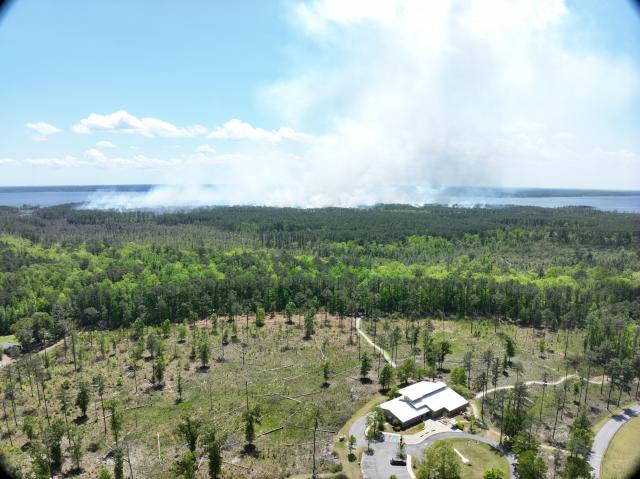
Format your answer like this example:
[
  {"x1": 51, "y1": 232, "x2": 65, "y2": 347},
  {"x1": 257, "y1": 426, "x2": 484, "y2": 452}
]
[
  {"x1": 350, "y1": 416, "x2": 516, "y2": 479},
  {"x1": 589, "y1": 403, "x2": 640, "y2": 478}
]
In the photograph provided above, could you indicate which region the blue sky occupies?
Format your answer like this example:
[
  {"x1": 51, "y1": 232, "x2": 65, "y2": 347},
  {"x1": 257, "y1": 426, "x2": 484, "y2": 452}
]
[{"x1": 0, "y1": 0, "x2": 639, "y2": 205}]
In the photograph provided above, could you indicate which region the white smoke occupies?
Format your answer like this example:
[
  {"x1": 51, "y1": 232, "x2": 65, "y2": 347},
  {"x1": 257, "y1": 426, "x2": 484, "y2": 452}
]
[{"x1": 83, "y1": 0, "x2": 640, "y2": 209}]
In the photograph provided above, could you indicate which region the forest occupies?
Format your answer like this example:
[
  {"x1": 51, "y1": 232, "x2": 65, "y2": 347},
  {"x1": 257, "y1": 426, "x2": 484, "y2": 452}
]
[{"x1": 0, "y1": 203, "x2": 638, "y2": 478}]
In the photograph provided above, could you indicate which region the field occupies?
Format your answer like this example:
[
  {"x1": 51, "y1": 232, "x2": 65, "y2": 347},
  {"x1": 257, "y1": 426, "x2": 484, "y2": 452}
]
[
  {"x1": 0, "y1": 314, "x2": 377, "y2": 478},
  {"x1": 601, "y1": 416, "x2": 640, "y2": 479}
]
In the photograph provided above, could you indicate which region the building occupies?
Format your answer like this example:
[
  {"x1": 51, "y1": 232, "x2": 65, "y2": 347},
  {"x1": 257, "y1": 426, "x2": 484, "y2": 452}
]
[{"x1": 379, "y1": 380, "x2": 468, "y2": 428}]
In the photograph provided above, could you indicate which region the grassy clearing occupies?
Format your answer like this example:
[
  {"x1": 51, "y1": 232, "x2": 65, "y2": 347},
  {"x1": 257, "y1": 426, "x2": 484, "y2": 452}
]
[
  {"x1": 415, "y1": 439, "x2": 510, "y2": 479},
  {"x1": 602, "y1": 415, "x2": 640, "y2": 479},
  {"x1": 0, "y1": 315, "x2": 378, "y2": 478},
  {"x1": 0, "y1": 335, "x2": 17, "y2": 344}
]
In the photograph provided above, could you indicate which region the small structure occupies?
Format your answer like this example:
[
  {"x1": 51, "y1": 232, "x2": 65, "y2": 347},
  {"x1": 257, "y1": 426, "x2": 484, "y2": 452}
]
[{"x1": 380, "y1": 380, "x2": 468, "y2": 428}]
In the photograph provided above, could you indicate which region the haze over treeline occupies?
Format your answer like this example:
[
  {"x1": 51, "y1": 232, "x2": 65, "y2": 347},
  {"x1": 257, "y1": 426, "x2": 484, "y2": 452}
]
[{"x1": 0, "y1": 0, "x2": 639, "y2": 207}]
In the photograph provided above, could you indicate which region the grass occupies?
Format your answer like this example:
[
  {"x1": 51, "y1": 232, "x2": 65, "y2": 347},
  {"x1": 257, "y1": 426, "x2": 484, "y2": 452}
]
[
  {"x1": 0, "y1": 334, "x2": 17, "y2": 344},
  {"x1": 431, "y1": 439, "x2": 510, "y2": 479},
  {"x1": 602, "y1": 415, "x2": 640, "y2": 479}
]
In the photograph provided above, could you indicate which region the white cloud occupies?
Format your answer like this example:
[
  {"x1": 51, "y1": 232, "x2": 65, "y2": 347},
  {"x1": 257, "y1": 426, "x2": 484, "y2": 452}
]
[
  {"x1": 0, "y1": 158, "x2": 17, "y2": 165},
  {"x1": 209, "y1": 119, "x2": 312, "y2": 142},
  {"x1": 73, "y1": 110, "x2": 208, "y2": 137},
  {"x1": 26, "y1": 122, "x2": 62, "y2": 141},
  {"x1": 196, "y1": 144, "x2": 216, "y2": 155},
  {"x1": 96, "y1": 140, "x2": 116, "y2": 149},
  {"x1": 24, "y1": 156, "x2": 84, "y2": 167}
]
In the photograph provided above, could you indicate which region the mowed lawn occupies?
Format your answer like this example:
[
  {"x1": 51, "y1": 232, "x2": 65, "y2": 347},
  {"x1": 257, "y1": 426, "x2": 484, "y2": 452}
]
[
  {"x1": 602, "y1": 415, "x2": 640, "y2": 479},
  {"x1": 442, "y1": 439, "x2": 510, "y2": 479}
]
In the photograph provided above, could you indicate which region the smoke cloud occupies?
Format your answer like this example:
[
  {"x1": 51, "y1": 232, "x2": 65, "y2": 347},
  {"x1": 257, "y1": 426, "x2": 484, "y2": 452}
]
[{"x1": 83, "y1": 0, "x2": 640, "y2": 209}]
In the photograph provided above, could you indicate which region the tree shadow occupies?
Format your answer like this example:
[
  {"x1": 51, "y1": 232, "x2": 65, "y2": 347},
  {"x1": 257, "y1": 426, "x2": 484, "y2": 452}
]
[
  {"x1": 360, "y1": 378, "x2": 373, "y2": 384},
  {"x1": 73, "y1": 415, "x2": 88, "y2": 425},
  {"x1": 242, "y1": 444, "x2": 259, "y2": 458}
]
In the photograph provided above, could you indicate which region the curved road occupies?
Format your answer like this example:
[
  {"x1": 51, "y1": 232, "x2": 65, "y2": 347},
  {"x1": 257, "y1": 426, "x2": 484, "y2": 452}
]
[
  {"x1": 588, "y1": 403, "x2": 640, "y2": 478},
  {"x1": 350, "y1": 415, "x2": 516, "y2": 479}
]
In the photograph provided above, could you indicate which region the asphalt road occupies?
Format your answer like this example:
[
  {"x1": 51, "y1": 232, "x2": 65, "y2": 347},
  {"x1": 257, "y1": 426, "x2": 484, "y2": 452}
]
[
  {"x1": 589, "y1": 403, "x2": 640, "y2": 478},
  {"x1": 350, "y1": 416, "x2": 516, "y2": 479}
]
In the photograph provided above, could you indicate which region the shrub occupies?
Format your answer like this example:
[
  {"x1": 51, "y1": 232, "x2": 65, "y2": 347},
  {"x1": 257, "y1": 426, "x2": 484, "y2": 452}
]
[{"x1": 450, "y1": 383, "x2": 473, "y2": 399}]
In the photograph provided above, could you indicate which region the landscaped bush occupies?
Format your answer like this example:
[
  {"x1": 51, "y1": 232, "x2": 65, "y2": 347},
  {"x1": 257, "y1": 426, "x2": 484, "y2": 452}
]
[{"x1": 451, "y1": 383, "x2": 473, "y2": 399}]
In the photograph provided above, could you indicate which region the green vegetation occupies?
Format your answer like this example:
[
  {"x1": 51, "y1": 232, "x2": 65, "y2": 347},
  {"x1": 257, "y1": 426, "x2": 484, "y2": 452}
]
[
  {"x1": 602, "y1": 415, "x2": 640, "y2": 479},
  {"x1": 0, "y1": 204, "x2": 638, "y2": 478},
  {"x1": 424, "y1": 439, "x2": 510, "y2": 479}
]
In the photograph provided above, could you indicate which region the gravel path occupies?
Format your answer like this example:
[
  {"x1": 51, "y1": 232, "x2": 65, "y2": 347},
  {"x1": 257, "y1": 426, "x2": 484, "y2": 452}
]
[{"x1": 356, "y1": 317, "x2": 397, "y2": 368}]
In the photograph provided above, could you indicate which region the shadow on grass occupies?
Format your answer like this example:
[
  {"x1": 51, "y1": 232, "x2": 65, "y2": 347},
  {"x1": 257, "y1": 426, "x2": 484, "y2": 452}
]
[{"x1": 241, "y1": 443, "x2": 260, "y2": 458}]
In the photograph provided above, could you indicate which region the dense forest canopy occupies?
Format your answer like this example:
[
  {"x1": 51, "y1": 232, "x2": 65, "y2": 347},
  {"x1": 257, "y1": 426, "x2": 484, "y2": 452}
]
[{"x1": 0, "y1": 204, "x2": 638, "y2": 343}]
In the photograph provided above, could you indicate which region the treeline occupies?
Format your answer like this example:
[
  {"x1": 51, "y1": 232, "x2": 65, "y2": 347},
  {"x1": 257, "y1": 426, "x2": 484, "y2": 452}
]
[
  {"x1": 0, "y1": 204, "x2": 639, "y2": 343},
  {"x1": 1, "y1": 203, "x2": 638, "y2": 247}
]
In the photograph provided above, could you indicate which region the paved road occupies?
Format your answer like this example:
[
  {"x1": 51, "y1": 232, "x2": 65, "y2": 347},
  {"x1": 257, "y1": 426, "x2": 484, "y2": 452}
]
[
  {"x1": 350, "y1": 415, "x2": 516, "y2": 479},
  {"x1": 356, "y1": 317, "x2": 397, "y2": 368},
  {"x1": 589, "y1": 403, "x2": 640, "y2": 478}
]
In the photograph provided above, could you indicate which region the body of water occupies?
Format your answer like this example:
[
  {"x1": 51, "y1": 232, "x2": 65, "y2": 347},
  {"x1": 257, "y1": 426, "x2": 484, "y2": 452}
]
[{"x1": 0, "y1": 185, "x2": 639, "y2": 213}]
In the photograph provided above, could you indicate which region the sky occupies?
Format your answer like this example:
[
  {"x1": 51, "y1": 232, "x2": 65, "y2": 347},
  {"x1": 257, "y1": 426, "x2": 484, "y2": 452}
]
[{"x1": 0, "y1": 0, "x2": 639, "y2": 206}]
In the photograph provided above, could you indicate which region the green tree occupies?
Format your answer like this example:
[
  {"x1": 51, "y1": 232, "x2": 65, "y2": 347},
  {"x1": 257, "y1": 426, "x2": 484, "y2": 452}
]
[
  {"x1": 75, "y1": 379, "x2": 92, "y2": 417},
  {"x1": 379, "y1": 364, "x2": 395, "y2": 390},
  {"x1": 515, "y1": 450, "x2": 547, "y2": 479},
  {"x1": 132, "y1": 318, "x2": 144, "y2": 339},
  {"x1": 303, "y1": 310, "x2": 315, "y2": 339},
  {"x1": 504, "y1": 336, "x2": 516, "y2": 364},
  {"x1": 67, "y1": 424, "x2": 84, "y2": 471},
  {"x1": 198, "y1": 340, "x2": 211, "y2": 368},
  {"x1": 175, "y1": 451, "x2": 197, "y2": 479},
  {"x1": 397, "y1": 359, "x2": 417, "y2": 384},
  {"x1": 564, "y1": 412, "x2": 594, "y2": 478},
  {"x1": 203, "y1": 427, "x2": 223, "y2": 479},
  {"x1": 483, "y1": 467, "x2": 505, "y2": 479},
  {"x1": 360, "y1": 352, "x2": 372, "y2": 380},
  {"x1": 153, "y1": 355, "x2": 166, "y2": 385},
  {"x1": 98, "y1": 469, "x2": 113, "y2": 479},
  {"x1": 113, "y1": 448, "x2": 124, "y2": 479},
  {"x1": 450, "y1": 366, "x2": 467, "y2": 386},
  {"x1": 161, "y1": 319, "x2": 171, "y2": 337},
  {"x1": 94, "y1": 372, "x2": 108, "y2": 434},
  {"x1": 417, "y1": 441, "x2": 461, "y2": 479},
  {"x1": 22, "y1": 416, "x2": 37, "y2": 442},
  {"x1": 322, "y1": 361, "x2": 330, "y2": 386},
  {"x1": 106, "y1": 399, "x2": 124, "y2": 445},
  {"x1": 255, "y1": 306, "x2": 266, "y2": 328},
  {"x1": 348, "y1": 434, "x2": 357, "y2": 458},
  {"x1": 43, "y1": 418, "x2": 66, "y2": 473},
  {"x1": 177, "y1": 415, "x2": 201, "y2": 453},
  {"x1": 176, "y1": 371, "x2": 184, "y2": 402}
]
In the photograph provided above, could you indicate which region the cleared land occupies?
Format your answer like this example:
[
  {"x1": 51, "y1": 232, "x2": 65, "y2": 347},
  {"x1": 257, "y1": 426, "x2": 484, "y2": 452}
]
[
  {"x1": 0, "y1": 315, "x2": 377, "y2": 478},
  {"x1": 601, "y1": 415, "x2": 640, "y2": 479}
]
